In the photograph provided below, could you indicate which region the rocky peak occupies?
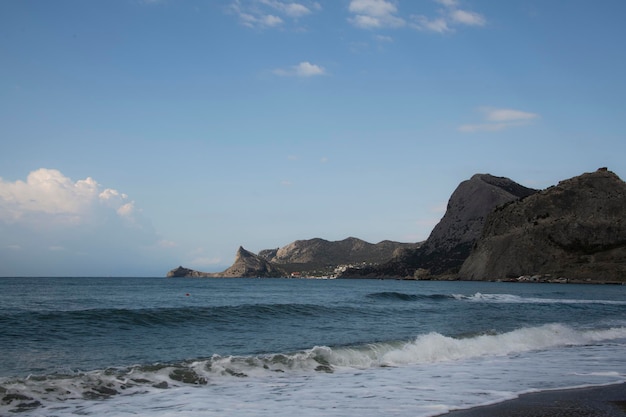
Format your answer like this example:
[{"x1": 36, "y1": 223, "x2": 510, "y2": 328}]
[
  {"x1": 423, "y1": 173, "x2": 538, "y2": 255},
  {"x1": 167, "y1": 247, "x2": 287, "y2": 278},
  {"x1": 338, "y1": 173, "x2": 537, "y2": 278},
  {"x1": 459, "y1": 168, "x2": 626, "y2": 282}
]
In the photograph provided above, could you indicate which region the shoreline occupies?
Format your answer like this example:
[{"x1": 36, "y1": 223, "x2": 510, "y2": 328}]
[{"x1": 440, "y1": 383, "x2": 626, "y2": 417}]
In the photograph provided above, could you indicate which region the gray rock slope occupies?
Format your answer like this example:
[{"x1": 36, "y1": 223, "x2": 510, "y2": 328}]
[
  {"x1": 339, "y1": 173, "x2": 537, "y2": 278},
  {"x1": 459, "y1": 168, "x2": 626, "y2": 282}
]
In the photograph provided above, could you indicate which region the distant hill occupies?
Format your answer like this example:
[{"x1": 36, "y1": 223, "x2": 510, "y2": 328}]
[
  {"x1": 167, "y1": 238, "x2": 419, "y2": 278},
  {"x1": 459, "y1": 168, "x2": 626, "y2": 283},
  {"x1": 338, "y1": 173, "x2": 537, "y2": 278},
  {"x1": 259, "y1": 237, "x2": 421, "y2": 274}
]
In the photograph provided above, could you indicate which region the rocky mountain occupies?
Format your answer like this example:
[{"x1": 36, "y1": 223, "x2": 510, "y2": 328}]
[
  {"x1": 339, "y1": 173, "x2": 538, "y2": 278},
  {"x1": 167, "y1": 238, "x2": 416, "y2": 278},
  {"x1": 259, "y1": 237, "x2": 420, "y2": 273},
  {"x1": 167, "y1": 168, "x2": 626, "y2": 283},
  {"x1": 459, "y1": 168, "x2": 626, "y2": 283},
  {"x1": 167, "y1": 246, "x2": 287, "y2": 278}
]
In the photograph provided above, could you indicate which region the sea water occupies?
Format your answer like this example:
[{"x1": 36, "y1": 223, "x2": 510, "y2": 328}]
[{"x1": 1, "y1": 277, "x2": 625, "y2": 416}]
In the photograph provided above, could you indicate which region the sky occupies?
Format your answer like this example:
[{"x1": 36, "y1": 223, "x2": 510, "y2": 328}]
[{"x1": 1, "y1": 0, "x2": 625, "y2": 276}]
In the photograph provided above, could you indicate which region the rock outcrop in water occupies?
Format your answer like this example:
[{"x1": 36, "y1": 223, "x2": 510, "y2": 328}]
[
  {"x1": 459, "y1": 168, "x2": 626, "y2": 283},
  {"x1": 167, "y1": 247, "x2": 287, "y2": 278},
  {"x1": 166, "y1": 266, "x2": 210, "y2": 278},
  {"x1": 338, "y1": 174, "x2": 537, "y2": 278}
]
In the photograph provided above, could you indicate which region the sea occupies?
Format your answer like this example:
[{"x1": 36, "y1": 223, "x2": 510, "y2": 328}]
[{"x1": 1, "y1": 277, "x2": 626, "y2": 417}]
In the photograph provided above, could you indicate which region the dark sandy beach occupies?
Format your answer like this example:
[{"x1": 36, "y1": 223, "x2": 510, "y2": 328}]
[{"x1": 441, "y1": 383, "x2": 626, "y2": 417}]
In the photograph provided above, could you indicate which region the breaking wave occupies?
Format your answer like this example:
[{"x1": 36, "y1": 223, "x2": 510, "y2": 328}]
[
  {"x1": 453, "y1": 292, "x2": 626, "y2": 305},
  {"x1": 2, "y1": 323, "x2": 625, "y2": 414}
]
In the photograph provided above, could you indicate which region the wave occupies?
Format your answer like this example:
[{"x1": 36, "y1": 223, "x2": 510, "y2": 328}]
[
  {"x1": 365, "y1": 292, "x2": 452, "y2": 302},
  {"x1": 452, "y1": 292, "x2": 626, "y2": 305},
  {"x1": 2, "y1": 323, "x2": 625, "y2": 414},
  {"x1": 0, "y1": 303, "x2": 358, "y2": 332}
]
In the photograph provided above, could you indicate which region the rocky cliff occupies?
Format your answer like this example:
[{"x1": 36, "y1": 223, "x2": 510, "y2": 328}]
[
  {"x1": 459, "y1": 168, "x2": 626, "y2": 282},
  {"x1": 167, "y1": 246, "x2": 287, "y2": 278},
  {"x1": 339, "y1": 173, "x2": 537, "y2": 278}
]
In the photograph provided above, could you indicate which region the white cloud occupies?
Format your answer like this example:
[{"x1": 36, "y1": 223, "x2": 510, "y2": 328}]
[
  {"x1": 483, "y1": 108, "x2": 539, "y2": 122},
  {"x1": 412, "y1": 0, "x2": 485, "y2": 33},
  {"x1": 230, "y1": 0, "x2": 320, "y2": 29},
  {"x1": 0, "y1": 168, "x2": 141, "y2": 225},
  {"x1": 295, "y1": 61, "x2": 325, "y2": 76},
  {"x1": 458, "y1": 107, "x2": 540, "y2": 132},
  {"x1": 116, "y1": 202, "x2": 136, "y2": 218},
  {"x1": 260, "y1": 0, "x2": 315, "y2": 17},
  {"x1": 435, "y1": 0, "x2": 458, "y2": 7},
  {"x1": 349, "y1": 0, "x2": 396, "y2": 16},
  {"x1": 0, "y1": 168, "x2": 177, "y2": 276},
  {"x1": 450, "y1": 9, "x2": 486, "y2": 26},
  {"x1": 273, "y1": 61, "x2": 326, "y2": 77},
  {"x1": 348, "y1": 0, "x2": 405, "y2": 29},
  {"x1": 0, "y1": 169, "x2": 97, "y2": 223},
  {"x1": 412, "y1": 16, "x2": 451, "y2": 33},
  {"x1": 238, "y1": 11, "x2": 283, "y2": 28}
]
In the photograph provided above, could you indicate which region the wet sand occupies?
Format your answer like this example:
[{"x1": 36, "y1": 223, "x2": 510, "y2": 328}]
[{"x1": 441, "y1": 383, "x2": 626, "y2": 417}]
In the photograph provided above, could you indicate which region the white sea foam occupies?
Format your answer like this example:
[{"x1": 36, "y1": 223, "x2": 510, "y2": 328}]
[
  {"x1": 18, "y1": 336, "x2": 626, "y2": 417},
  {"x1": 320, "y1": 324, "x2": 626, "y2": 367},
  {"x1": 3, "y1": 323, "x2": 626, "y2": 416},
  {"x1": 453, "y1": 292, "x2": 626, "y2": 305}
]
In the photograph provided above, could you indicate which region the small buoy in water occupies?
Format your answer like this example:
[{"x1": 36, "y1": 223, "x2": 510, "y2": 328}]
[{"x1": 185, "y1": 293, "x2": 190, "y2": 296}]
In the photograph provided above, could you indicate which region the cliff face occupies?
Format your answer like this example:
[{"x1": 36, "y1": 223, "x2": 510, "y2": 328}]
[
  {"x1": 459, "y1": 168, "x2": 626, "y2": 282},
  {"x1": 218, "y1": 246, "x2": 287, "y2": 277},
  {"x1": 339, "y1": 173, "x2": 537, "y2": 278},
  {"x1": 416, "y1": 174, "x2": 538, "y2": 274}
]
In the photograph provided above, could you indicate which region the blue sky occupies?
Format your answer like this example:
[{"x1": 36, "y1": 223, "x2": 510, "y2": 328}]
[{"x1": 1, "y1": 0, "x2": 625, "y2": 276}]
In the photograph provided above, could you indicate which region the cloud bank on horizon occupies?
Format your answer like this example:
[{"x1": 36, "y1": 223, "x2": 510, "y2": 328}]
[
  {"x1": 0, "y1": 169, "x2": 169, "y2": 276},
  {"x1": 1, "y1": 0, "x2": 625, "y2": 276}
]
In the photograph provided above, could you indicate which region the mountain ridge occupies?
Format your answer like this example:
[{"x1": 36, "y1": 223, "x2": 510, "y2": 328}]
[
  {"x1": 167, "y1": 238, "x2": 419, "y2": 278},
  {"x1": 167, "y1": 168, "x2": 626, "y2": 283}
]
